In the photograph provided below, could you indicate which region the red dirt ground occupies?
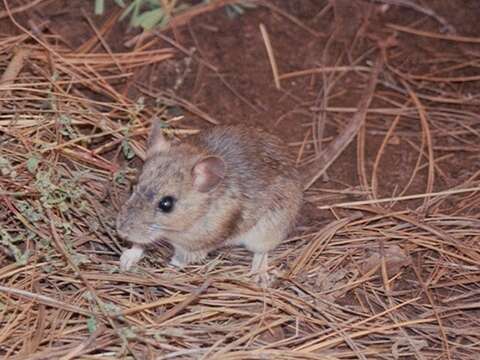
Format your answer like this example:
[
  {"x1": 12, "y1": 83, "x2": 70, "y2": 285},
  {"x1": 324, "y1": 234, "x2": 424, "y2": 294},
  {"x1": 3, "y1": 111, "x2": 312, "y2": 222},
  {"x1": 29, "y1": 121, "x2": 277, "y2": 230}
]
[{"x1": 7, "y1": 0, "x2": 478, "y2": 205}]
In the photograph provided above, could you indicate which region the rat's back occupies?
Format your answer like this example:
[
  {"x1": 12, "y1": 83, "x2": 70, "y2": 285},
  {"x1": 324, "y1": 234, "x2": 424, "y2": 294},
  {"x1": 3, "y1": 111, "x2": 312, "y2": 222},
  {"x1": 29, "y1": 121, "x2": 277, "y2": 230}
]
[{"x1": 193, "y1": 125, "x2": 300, "y2": 193}]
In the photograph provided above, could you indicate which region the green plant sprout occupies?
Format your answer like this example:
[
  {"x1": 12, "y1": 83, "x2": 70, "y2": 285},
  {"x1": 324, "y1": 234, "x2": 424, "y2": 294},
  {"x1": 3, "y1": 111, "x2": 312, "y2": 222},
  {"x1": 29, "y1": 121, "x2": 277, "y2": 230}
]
[{"x1": 94, "y1": 0, "x2": 256, "y2": 29}]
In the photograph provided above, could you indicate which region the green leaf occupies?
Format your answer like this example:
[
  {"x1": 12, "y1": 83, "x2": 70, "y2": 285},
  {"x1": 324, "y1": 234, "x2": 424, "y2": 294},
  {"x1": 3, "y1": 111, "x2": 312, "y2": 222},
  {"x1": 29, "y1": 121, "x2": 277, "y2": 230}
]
[
  {"x1": 102, "y1": 302, "x2": 122, "y2": 317},
  {"x1": 0, "y1": 156, "x2": 10, "y2": 168},
  {"x1": 0, "y1": 229, "x2": 29, "y2": 266},
  {"x1": 121, "y1": 139, "x2": 135, "y2": 160},
  {"x1": 94, "y1": 0, "x2": 104, "y2": 15},
  {"x1": 130, "y1": 1, "x2": 143, "y2": 26},
  {"x1": 87, "y1": 316, "x2": 97, "y2": 334},
  {"x1": 120, "y1": 326, "x2": 136, "y2": 340},
  {"x1": 16, "y1": 201, "x2": 43, "y2": 222},
  {"x1": 114, "y1": 0, "x2": 126, "y2": 7},
  {"x1": 27, "y1": 156, "x2": 40, "y2": 174},
  {"x1": 146, "y1": 0, "x2": 160, "y2": 6},
  {"x1": 158, "y1": 12, "x2": 171, "y2": 28},
  {"x1": 231, "y1": 4, "x2": 245, "y2": 14},
  {"x1": 0, "y1": 156, "x2": 13, "y2": 176},
  {"x1": 113, "y1": 170, "x2": 127, "y2": 185},
  {"x1": 16, "y1": 250, "x2": 29, "y2": 266},
  {"x1": 59, "y1": 115, "x2": 77, "y2": 139},
  {"x1": 137, "y1": 8, "x2": 165, "y2": 29},
  {"x1": 120, "y1": 0, "x2": 139, "y2": 21}
]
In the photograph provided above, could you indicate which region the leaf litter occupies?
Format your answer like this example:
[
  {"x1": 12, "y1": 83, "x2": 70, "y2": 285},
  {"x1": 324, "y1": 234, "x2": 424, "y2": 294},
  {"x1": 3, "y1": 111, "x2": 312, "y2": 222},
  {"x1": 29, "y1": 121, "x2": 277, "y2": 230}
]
[{"x1": 0, "y1": 1, "x2": 479, "y2": 359}]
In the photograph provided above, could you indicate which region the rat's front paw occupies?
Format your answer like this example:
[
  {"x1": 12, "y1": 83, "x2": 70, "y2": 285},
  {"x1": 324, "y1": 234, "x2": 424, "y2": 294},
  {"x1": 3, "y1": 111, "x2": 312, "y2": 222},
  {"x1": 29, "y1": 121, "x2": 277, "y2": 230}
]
[{"x1": 120, "y1": 246, "x2": 144, "y2": 271}]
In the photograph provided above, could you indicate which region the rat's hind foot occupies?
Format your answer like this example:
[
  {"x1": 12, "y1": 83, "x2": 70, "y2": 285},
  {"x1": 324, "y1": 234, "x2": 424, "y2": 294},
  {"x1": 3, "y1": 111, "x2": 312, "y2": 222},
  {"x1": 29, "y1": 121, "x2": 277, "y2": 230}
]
[
  {"x1": 170, "y1": 247, "x2": 208, "y2": 268},
  {"x1": 250, "y1": 252, "x2": 273, "y2": 287},
  {"x1": 120, "y1": 245, "x2": 144, "y2": 271}
]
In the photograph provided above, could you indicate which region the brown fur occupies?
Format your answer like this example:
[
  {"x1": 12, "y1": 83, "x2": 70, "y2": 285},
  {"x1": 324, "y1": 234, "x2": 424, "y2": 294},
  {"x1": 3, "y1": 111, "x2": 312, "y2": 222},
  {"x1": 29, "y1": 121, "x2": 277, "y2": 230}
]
[{"x1": 117, "y1": 124, "x2": 303, "y2": 280}]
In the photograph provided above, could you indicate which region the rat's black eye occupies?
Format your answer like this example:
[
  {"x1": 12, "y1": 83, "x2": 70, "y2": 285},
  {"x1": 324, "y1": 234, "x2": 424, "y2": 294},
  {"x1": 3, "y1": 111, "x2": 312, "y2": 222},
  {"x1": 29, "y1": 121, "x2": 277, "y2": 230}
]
[{"x1": 158, "y1": 196, "x2": 175, "y2": 213}]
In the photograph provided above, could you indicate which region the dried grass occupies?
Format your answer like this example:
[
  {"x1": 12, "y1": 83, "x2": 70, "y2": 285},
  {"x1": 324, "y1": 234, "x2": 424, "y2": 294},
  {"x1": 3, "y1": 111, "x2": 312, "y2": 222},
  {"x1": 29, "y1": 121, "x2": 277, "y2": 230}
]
[{"x1": 1, "y1": 1, "x2": 480, "y2": 359}]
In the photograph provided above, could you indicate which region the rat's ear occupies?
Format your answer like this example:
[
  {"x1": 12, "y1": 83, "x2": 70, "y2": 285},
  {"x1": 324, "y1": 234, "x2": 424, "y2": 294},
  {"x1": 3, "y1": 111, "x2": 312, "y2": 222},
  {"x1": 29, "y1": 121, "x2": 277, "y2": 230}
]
[
  {"x1": 192, "y1": 156, "x2": 225, "y2": 192},
  {"x1": 146, "y1": 121, "x2": 170, "y2": 157}
]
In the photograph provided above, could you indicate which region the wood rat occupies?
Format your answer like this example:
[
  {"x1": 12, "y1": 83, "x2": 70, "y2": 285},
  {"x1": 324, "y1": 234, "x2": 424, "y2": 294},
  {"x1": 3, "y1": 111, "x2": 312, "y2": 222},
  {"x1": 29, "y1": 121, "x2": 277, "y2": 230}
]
[
  {"x1": 116, "y1": 122, "x2": 303, "y2": 284},
  {"x1": 115, "y1": 58, "x2": 382, "y2": 285}
]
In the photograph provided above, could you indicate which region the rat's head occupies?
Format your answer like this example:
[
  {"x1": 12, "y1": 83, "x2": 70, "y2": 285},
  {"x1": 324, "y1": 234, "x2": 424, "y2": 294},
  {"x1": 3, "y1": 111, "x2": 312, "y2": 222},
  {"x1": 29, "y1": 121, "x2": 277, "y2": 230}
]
[{"x1": 116, "y1": 122, "x2": 225, "y2": 246}]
